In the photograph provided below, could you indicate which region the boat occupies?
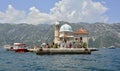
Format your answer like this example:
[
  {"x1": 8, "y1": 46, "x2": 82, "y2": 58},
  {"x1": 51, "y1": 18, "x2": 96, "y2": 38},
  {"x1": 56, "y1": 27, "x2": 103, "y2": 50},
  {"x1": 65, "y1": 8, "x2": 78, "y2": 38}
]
[
  {"x1": 108, "y1": 46, "x2": 115, "y2": 49},
  {"x1": 4, "y1": 43, "x2": 28, "y2": 52}
]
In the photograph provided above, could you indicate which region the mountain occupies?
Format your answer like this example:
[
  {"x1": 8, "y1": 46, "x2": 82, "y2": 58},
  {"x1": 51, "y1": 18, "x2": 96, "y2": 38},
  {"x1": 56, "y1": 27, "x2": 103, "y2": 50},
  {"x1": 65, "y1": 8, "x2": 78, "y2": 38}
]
[
  {"x1": 0, "y1": 22, "x2": 120, "y2": 48},
  {"x1": 0, "y1": 23, "x2": 54, "y2": 47}
]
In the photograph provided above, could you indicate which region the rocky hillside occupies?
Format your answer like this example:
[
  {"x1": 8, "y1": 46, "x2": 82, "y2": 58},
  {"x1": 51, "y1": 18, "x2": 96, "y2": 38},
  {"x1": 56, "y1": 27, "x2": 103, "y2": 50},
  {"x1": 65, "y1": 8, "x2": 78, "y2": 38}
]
[
  {"x1": 0, "y1": 23, "x2": 54, "y2": 47},
  {"x1": 0, "y1": 22, "x2": 120, "y2": 48}
]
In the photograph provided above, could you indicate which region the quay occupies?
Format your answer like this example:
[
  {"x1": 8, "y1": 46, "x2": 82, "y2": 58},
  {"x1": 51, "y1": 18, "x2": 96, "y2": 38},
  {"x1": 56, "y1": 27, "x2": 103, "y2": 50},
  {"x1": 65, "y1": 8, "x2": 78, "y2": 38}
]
[
  {"x1": 89, "y1": 48, "x2": 99, "y2": 51},
  {"x1": 35, "y1": 48, "x2": 91, "y2": 55},
  {"x1": 27, "y1": 48, "x2": 98, "y2": 55}
]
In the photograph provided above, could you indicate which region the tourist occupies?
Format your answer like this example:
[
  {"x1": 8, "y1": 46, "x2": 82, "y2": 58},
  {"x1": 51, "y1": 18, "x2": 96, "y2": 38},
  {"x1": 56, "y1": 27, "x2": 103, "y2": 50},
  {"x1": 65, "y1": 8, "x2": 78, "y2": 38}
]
[
  {"x1": 46, "y1": 43, "x2": 50, "y2": 48},
  {"x1": 69, "y1": 42, "x2": 72, "y2": 48}
]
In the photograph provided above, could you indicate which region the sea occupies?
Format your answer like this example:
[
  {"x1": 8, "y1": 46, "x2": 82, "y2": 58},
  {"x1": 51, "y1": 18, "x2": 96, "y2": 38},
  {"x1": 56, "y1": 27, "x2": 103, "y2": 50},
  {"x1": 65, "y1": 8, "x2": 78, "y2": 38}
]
[{"x1": 0, "y1": 48, "x2": 120, "y2": 71}]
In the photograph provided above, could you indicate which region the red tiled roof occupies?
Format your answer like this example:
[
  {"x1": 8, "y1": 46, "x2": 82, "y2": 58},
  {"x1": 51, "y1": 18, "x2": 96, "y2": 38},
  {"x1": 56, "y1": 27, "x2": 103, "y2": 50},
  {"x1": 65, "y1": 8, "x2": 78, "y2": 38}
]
[{"x1": 74, "y1": 28, "x2": 88, "y2": 34}]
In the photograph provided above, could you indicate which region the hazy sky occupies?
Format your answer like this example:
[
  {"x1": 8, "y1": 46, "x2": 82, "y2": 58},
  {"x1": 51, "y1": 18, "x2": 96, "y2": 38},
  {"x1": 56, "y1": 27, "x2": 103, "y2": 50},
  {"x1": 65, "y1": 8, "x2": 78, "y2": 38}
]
[{"x1": 0, "y1": 0, "x2": 119, "y2": 24}]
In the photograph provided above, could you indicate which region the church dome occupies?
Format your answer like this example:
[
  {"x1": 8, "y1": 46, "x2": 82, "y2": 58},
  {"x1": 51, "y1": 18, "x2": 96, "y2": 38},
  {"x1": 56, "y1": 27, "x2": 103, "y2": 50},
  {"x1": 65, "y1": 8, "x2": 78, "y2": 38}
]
[{"x1": 60, "y1": 24, "x2": 73, "y2": 32}]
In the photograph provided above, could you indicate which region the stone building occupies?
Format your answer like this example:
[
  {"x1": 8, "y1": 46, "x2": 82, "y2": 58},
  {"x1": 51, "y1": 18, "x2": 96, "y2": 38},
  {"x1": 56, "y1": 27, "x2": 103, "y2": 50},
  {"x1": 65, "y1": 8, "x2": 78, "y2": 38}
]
[{"x1": 54, "y1": 22, "x2": 88, "y2": 48}]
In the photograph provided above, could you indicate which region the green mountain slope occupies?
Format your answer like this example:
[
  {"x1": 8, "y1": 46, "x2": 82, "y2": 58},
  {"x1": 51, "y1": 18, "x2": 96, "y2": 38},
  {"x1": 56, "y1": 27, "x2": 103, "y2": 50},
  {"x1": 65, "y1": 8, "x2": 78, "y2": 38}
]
[{"x1": 0, "y1": 22, "x2": 120, "y2": 48}]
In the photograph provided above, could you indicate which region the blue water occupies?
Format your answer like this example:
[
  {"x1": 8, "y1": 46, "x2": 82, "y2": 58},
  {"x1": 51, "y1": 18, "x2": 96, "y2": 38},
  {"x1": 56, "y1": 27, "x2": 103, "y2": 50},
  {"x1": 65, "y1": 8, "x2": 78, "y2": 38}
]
[{"x1": 0, "y1": 48, "x2": 120, "y2": 71}]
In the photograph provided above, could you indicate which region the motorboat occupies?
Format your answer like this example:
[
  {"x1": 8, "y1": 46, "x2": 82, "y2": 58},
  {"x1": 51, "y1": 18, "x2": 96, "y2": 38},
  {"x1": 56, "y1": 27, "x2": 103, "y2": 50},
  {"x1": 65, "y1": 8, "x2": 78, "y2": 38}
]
[
  {"x1": 108, "y1": 46, "x2": 115, "y2": 49},
  {"x1": 4, "y1": 43, "x2": 28, "y2": 52}
]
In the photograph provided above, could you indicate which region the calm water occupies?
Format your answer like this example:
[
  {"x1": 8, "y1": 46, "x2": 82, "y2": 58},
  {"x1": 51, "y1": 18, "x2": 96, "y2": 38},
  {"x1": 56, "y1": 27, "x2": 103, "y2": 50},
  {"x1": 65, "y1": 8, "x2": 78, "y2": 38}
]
[{"x1": 0, "y1": 48, "x2": 120, "y2": 71}]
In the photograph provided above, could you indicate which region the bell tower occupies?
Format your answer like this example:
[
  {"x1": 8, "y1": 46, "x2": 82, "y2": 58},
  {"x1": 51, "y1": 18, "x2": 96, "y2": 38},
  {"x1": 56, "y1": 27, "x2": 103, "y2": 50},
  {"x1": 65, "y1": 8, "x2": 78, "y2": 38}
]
[{"x1": 54, "y1": 22, "x2": 60, "y2": 43}]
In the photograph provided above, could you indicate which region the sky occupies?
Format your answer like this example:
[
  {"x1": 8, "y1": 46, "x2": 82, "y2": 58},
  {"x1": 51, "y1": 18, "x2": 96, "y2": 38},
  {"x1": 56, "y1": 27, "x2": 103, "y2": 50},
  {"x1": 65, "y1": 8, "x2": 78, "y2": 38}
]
[{"x1": 0, "y1": 0, "x2": 119, "y2": 24}]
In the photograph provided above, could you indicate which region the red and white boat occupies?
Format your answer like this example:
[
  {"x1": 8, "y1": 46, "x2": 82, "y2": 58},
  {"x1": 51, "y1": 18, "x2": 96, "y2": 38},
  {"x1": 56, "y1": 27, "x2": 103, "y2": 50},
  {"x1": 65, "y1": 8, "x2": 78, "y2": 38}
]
[{"x1": 4, "y1": 43, "x2": 28, "y2": 52}]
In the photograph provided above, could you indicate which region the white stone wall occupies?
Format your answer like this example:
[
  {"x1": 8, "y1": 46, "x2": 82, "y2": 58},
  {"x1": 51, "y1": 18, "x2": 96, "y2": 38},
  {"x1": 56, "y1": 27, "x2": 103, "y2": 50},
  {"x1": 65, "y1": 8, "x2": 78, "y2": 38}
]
[
  {"x1": 82, "y1": 35, "x2": 88, "y2": 43},
  {"x1": 74, "y1": 34, "x2": 88, "y2": 47},
  {"x1": 54, "y1": 25, "x2": 60, "y2": 43}
]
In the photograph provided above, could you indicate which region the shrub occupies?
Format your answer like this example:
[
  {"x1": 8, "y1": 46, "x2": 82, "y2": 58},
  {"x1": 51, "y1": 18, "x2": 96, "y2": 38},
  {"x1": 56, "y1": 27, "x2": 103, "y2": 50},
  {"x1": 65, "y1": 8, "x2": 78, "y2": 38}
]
[{"x1": 82, "y1": 42, "x2": 87, "y2": 48}]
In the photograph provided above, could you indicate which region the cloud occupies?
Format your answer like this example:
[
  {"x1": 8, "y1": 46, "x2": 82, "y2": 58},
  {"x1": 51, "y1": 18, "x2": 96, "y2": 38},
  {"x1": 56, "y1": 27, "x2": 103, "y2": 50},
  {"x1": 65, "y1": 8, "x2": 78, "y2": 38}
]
[
  {"x1": 25, "y1": 6, "x2": 55, "y2": 25},
  {"x1": 0, "y1": 0, "x2": 108, "y2": 24},
  {"x1": 0, "y1": 5, "x2": 26, "y2": 23},
  {"x1": 0, "y1": 5, "x2": 55, "y2": 24},
  {"x1": 50, "y1": 0, "x2": 108, "y2": 23}
]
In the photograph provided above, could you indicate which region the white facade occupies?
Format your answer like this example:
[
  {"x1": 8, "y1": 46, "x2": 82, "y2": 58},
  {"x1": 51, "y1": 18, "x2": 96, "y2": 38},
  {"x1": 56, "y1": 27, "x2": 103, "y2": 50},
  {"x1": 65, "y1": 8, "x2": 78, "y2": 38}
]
[
  {"x1": 54, "y1": 22, "x2": 60, "y2": 43},
  {"x1": 54, "y1": 22, "x2": 88, "y2": 48}
]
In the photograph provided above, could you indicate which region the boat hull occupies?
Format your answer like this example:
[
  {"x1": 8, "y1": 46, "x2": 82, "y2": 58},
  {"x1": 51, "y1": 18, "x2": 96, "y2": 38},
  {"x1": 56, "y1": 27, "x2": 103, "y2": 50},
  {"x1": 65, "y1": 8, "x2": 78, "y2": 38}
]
[
  {"x1": 15, "y1": 49, "x2": 28, "y2": 52},
  {"x1": 7, "y1": 49, "x2": 28, "y2": 52}
]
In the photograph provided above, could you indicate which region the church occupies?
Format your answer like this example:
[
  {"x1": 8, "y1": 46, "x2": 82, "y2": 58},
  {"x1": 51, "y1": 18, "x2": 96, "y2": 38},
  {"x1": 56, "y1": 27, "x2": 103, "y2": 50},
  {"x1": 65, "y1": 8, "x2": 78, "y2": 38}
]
[{"x1": 54, "y1": 22, "x2": 88, "y2": 48}]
